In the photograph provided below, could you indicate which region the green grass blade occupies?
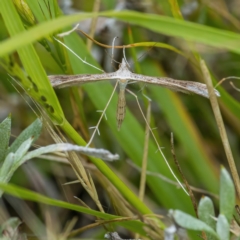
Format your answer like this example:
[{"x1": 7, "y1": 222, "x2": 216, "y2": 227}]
[
  {"x1": 0, "y1": 183, "x2": 147, "y2": 236},
  {"x1": 1, "y1": 10, "x2": 240, "y2": 57}
]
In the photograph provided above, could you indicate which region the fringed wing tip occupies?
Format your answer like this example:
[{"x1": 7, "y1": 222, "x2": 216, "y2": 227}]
[
  {"x1": 205, "y1": 88, "x2": 221, "y2": 98},
  {"x1": 185, "y1": 84, "x2": 220, "y2": 98},
  {"x1": 215, "y1": 89, "x2": 221, "y2": 97}
]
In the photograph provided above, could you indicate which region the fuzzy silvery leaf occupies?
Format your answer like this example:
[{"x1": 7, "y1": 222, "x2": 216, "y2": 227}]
[
  {"x1": 0, "y1": 116, "x2": 11, "y2": 164},
  {"x1": 0, "y1": 140, "x2": 119, "y2": 197},
  {"x1": 170, "y1": 210, "x2": 219, "y2": 239},
  {"x1": 198, "y1": 196, "x2": 216, "y2": 240},
  {"x1": 7, "y1": 118, "x2": 42, "y2": 155},
  {"x1": 0, "y1": 153, "x2": 15, "y2": 182},
  {"x1": 220, "y1": 167, "x2": 235, "y2": 223},
  {"x1": 0, "y1": 217, "x2": 25, "y2": 240},
  {"x1": 0, "y1": 138, "x2": 33, "y2": 196},
  {"x1": 22, "y1": 143, "x2": 119, "y2": 162},
  {"x1": 216, "y1": 214, "x2": 229, "y2": 240}
]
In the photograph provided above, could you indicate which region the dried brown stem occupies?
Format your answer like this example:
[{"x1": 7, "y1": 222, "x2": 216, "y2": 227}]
[{"x1": 201, "y1": 59, "x2": 240, "y2": 199}]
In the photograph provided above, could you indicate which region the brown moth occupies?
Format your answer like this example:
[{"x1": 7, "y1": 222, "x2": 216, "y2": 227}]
[{"x1": 49, "y1": 59, "x2": 220, "y2": 129}]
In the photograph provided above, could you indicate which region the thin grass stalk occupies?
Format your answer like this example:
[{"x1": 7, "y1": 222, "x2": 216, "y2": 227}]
[
  {"x1": 86, "y1": 0, "x2": 101, "y2": 51},
  {"x1": 136, "y1": 101, "x2": 151, "y2": 240},
  {"x1": 200, "y1": 59, "x2": 240, "y2": 198},
  {"x1": 138, "y1": 102, "x2": 151, "y2": 201}
]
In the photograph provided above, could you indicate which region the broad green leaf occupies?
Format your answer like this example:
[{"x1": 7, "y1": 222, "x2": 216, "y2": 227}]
[
  {"x1": 198, "y1": 196, "x2": 216, "y2": 229},
  {"x1": 13, "y1": 138, "x2": 33, "y2": 163},
  {"x1": 0, "y1": 153, "x2": 15, "y2": 182},
  {"x1": 216, "y1": 214, "x2": 229, "y2": 240},
  {"x1": 198, "y1": 196, "x2": 216, "y2": 240},
  {"x1": 220, "y1": 167, "x2": 235, "y2": 223},
  {"x1": 0, "y1": 217, "x2": 22, "y2": 235},
  {"x1": 7, "y1": 118, "x2": 42, "y2": 155},
  {"x1": 0, "y1": 183, "x2": 148, "y2": 236},
  {"x1": 0, "y1": 218, "x2": 27, "y2": 240},
  {"x1": 171, "y1": 210, "x2": 219, "y2": 239},
  {"x1": 0, "y1": 115, "x2": 11, "y2": 164}
]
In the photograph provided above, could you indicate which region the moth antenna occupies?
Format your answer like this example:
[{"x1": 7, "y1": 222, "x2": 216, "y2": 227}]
[
  {"x1": 53, "y1": 37, "x2": 104, "y2": 73},
  {"x1": 111, "y1": 36, "x2": 119, "y2": 64},
  {"x1": 123, "y1": 46, "x2": 131, "y2": 69}
]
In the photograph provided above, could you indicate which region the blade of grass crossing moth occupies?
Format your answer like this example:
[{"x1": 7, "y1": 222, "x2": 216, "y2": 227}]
[{"x1": 2, "y1": 11, "x2": 240, "y2": 58}]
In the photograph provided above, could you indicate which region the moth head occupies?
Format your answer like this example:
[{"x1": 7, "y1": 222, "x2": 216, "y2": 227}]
[{"x1": 120, "y1": 58, "x2": 130, "y2": 70}]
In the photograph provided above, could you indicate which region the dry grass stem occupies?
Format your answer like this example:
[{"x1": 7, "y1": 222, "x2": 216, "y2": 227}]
[
  {"x1": 200, "y1": 59, "x2": 240, "y2": 198},
  {"x1": 138, "y1": 101, "x2": 151, "y2": 201},
  {"x1": 171, "y1": 133, "x2": 198, "y2": 217}
]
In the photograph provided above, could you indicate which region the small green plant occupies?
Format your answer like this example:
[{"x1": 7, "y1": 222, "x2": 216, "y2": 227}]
[
  {"x1": 170, "y1": 168, "x2": 236, "y2": 240},
  {"x1": 0, "y1": 116, "x2": 42, "y2": 197},
  {"x1": 0, "y1": 116, "x2": 118, "y2": 197},
  {"x1": 0, "y1": 217, "x2": 26, "y2": 240}
]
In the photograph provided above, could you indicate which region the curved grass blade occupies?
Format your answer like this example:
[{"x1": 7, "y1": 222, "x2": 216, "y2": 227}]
[{"x1": 0, "y1": 183, "x2": 148, "y2": 236}]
